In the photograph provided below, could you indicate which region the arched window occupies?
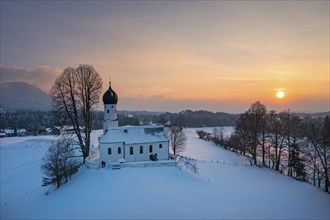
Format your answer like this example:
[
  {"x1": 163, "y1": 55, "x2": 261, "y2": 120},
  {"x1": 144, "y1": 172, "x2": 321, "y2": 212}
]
[
  {"x1": 107, "y1": 110, "x2": 109, "y2": 114},
  {"x1": 130, "y1": 146, "x2": 133, "y2": 155},
  {"x1": 118, "y1": 147, "x2": 121, "y2": 154},
  {"x1": 108, "y1": 148, "x2": 112, "y2": 155},
  {"x1": 159, "y1": 144, "x2": 162, "y2": 149},
  {"x1": 149, "y1": 145, "x2": 153, "y2": 153},
  {"x1": 140, "y1": 146, "x2": 143, "y2": 154}
]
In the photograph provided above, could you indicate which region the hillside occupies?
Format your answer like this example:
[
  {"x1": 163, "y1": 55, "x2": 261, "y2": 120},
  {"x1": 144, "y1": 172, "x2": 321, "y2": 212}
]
[
  {"x1": 0, "y1": 82, "x2": 51, "y2": 111},
  {"x1": 1, "y1": 128, "x2": 329, "y2": 219}
]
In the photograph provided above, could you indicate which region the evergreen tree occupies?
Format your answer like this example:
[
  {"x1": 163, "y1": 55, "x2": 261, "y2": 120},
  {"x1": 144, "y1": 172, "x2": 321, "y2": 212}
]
[{"x1": 289, "y1": 143, "x2": 306, "y2": 180}]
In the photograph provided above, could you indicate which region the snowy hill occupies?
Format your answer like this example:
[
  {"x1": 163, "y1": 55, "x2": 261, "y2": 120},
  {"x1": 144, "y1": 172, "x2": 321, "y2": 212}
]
[
  {"x1": 1, "y1": 128, "x2": 329, "y2": 219},
  {"x1": 0, "y1": 82, "x2": 51, "y2": 111}
]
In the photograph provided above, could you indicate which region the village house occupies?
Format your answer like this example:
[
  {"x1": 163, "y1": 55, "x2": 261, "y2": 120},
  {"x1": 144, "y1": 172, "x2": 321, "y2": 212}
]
[
  {"x1": 4, "y1": 129, "x2": 15, "y2": 137},
  {"x1": 17, "y1": 129, "x2": 27, "y2": 136},
  {"x1": 0, "y1": 128, "x2": 27, "y2": 137},
  {"x1": 0, "y1": 130, "x2": 6, "y2": 138}
]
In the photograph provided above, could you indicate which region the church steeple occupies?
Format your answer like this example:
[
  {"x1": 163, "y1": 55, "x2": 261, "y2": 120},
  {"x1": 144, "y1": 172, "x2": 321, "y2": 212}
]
[
  {"x1": 102, "y1": 78, "x2": 118, "y2": 105},
  {"x1": 102, "y1": 79, "x2": 118, "y2": 132}
]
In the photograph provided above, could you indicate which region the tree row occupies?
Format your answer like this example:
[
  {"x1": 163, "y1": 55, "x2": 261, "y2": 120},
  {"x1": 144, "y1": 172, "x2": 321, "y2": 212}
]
[{"x1": 197, "y1": 101, "x2": 329, "y2": 193}]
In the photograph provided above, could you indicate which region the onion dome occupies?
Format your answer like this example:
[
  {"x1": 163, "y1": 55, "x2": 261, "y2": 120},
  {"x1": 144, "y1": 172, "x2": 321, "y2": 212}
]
[{"x1": 102, "y1": 81, "x2": 118, "y2": 105}]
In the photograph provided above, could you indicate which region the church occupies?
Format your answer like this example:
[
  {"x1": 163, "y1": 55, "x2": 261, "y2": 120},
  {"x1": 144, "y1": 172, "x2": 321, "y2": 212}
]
[{"x1": 98, "y1": 81, "x2": 170, "y2": 164}]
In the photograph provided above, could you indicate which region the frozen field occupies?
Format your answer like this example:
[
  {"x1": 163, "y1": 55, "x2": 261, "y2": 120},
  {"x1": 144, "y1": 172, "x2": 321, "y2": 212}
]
[{"x1": 1, "y1": 128, "x2": 329, "y2": 219}]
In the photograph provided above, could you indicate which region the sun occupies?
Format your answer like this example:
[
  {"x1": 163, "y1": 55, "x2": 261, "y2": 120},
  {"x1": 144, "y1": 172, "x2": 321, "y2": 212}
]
[{"x1": 276, "y1": 91, "x2": 285, "y2": 99}]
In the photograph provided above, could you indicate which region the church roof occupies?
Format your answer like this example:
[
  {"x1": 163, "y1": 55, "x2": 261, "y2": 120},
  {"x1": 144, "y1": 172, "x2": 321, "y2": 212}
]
[
  {"x1": 99, "y1": 125, "x2": 168, "y2": 145},
  {"x1": 103, "y1": 82, "x2": 118, "y2": 105}
]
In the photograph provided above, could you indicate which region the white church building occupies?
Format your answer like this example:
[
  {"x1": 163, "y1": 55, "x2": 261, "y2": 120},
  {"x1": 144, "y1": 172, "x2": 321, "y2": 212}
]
[{"x1": 98, "y1": 81, "x2": 170, "y2": 163}]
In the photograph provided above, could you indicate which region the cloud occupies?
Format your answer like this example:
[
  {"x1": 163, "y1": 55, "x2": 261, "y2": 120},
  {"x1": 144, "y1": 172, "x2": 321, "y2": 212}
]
[{"x1": 0, "y1": 65, "x2": 62, "y2": 92}]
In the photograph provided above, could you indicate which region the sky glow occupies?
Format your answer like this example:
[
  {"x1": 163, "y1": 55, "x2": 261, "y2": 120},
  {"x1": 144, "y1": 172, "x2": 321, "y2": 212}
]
[{"x1": 1, "y1": 1, "x2": 329, "y2": 113}]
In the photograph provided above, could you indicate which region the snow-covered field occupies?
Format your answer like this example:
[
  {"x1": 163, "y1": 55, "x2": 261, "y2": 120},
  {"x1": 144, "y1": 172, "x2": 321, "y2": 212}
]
[{"x1": 1, "y1": 128, "x2": 329, "y2": 219}]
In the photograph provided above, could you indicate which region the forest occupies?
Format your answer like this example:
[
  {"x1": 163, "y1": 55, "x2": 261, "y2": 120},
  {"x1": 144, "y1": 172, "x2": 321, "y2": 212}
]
[{"x1": 0, "y1": 109, "x2": 239, "y2": 132}]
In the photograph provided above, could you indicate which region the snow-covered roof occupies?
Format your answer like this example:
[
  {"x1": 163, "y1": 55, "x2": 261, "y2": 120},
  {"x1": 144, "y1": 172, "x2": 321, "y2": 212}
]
[
  {"x1": 4, "y1": 129, "x2": 14, "y2": 134},
  {"x1": 99, "y1": 125, "x2": 168, "y2": 145},
  {"x1": 17, "y1": 129, "x2": 27, "y2": 133},
  {"x1": 62, "y1": 125, "x2": 84, "y2": 130}
]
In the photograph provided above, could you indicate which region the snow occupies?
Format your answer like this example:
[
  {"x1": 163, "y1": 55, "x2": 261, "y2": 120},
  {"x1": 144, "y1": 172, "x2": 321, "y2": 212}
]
[{"x1": 1, "y1": 128, "x2": 329, "y2": 219}]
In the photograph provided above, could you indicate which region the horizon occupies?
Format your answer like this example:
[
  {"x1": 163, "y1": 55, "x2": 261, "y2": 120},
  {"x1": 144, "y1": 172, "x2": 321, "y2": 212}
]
[
  {"x1": 1, "y1": 80, "x2": 329, "y2": 115},
  {"x1": 1, "y1": 1, "x2": 329, "y2": 113}
]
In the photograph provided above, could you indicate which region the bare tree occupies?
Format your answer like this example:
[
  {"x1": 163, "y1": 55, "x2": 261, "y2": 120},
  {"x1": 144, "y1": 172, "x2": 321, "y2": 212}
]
[
  {"x1": 227, "y1": 133, "x2": 246, "y2": 155},
  {"x1": 50, "y1": 65, "x2": 102, "y2": 162},
  {"x1": 169, "y1": 125, "x2": 187, "y2": 155},
  {"x1": 305, "y1": 116, "x2": 330, "y2": 192},
  {"x1": 235, "y1": 101, "x2": 267, "y2": 165},
  {"x1": 267, "y1": 110, "x2": 286, "y2": 171},
  {"x1": 41, "y1": 138, "x2": 80, "y2": 188}
]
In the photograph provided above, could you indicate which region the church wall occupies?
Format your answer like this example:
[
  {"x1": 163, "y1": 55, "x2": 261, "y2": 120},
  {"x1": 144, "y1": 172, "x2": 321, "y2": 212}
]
[
  {"x1": 124, "y1": 141, "x2": 169, "y2": 162},
  {"x1": 150, "y1": 141, "x2": 169, "y2": 161},
  {"x1": 99, "y1": 142, "x2": 125, "y2": 163}
]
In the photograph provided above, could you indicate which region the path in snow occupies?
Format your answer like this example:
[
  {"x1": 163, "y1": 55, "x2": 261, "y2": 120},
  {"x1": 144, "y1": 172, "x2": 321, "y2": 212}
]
[{"x1": 181, "y1": 127, "x2": 248, "y2": 163}]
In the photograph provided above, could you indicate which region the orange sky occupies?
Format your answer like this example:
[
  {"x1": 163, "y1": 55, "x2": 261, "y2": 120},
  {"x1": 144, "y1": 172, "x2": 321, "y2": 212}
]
[{"x1": 1, "y1": 1, "x2": 329, "y2": 113}]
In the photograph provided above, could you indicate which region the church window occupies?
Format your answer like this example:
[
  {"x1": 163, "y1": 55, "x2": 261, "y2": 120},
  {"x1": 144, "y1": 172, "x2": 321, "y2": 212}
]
[
  {"x1": 130, "y1": 146, "x2": 133, "y2": 155},
  {"x1": 107, "y1": 110, "x2": 109, "y2": 114},
  {"x1": 108, "y1": 148, "x2": 112, "y2": 155},
  {"x1": 118, "y1": 147, "x2": 121, "y2": 154},
  {"x1": 140, "y1": 146, "x2": 143, "y2": 154},
  {"x1": 149, "y1": 145, "x2": 153, "y2": 153},
  {"x1": 159, "y1": 144, "x2": 162, "y2": 149}
]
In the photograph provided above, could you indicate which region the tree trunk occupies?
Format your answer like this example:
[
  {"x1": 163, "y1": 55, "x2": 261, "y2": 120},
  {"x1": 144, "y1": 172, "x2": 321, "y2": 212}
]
[
  {"x1": 261, "y1": 131, "x2": 266, "y2": 166},
  {"x1": 324, "y1": 170, "x2": 329, "y2": 193},
  {"x1": 324, "y1": 153, "x2": 329, "y2": 192},
  {"x1": 253, "y1": 147, "x2": 257, "y2": 165},
  {"x1": 318, "y1": 172, "x2": 321, "y2": 188}
]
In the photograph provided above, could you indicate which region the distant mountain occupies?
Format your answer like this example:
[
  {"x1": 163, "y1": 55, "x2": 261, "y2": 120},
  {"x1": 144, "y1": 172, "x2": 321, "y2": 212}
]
[{"x1": 0, "y1": 82, "x2": 51, "y2": 112}]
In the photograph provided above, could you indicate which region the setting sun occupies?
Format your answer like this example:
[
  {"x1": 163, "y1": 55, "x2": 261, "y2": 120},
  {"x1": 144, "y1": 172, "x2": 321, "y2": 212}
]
[{"x1": 276, "y1": 91, "x2": 285, "y2": 99}]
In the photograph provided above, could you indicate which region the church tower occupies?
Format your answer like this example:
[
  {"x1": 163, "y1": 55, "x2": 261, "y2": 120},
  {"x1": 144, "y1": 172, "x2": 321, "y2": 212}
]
[{"x1": 102, "y1": 80, "x2": 118, "y2": 133}]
